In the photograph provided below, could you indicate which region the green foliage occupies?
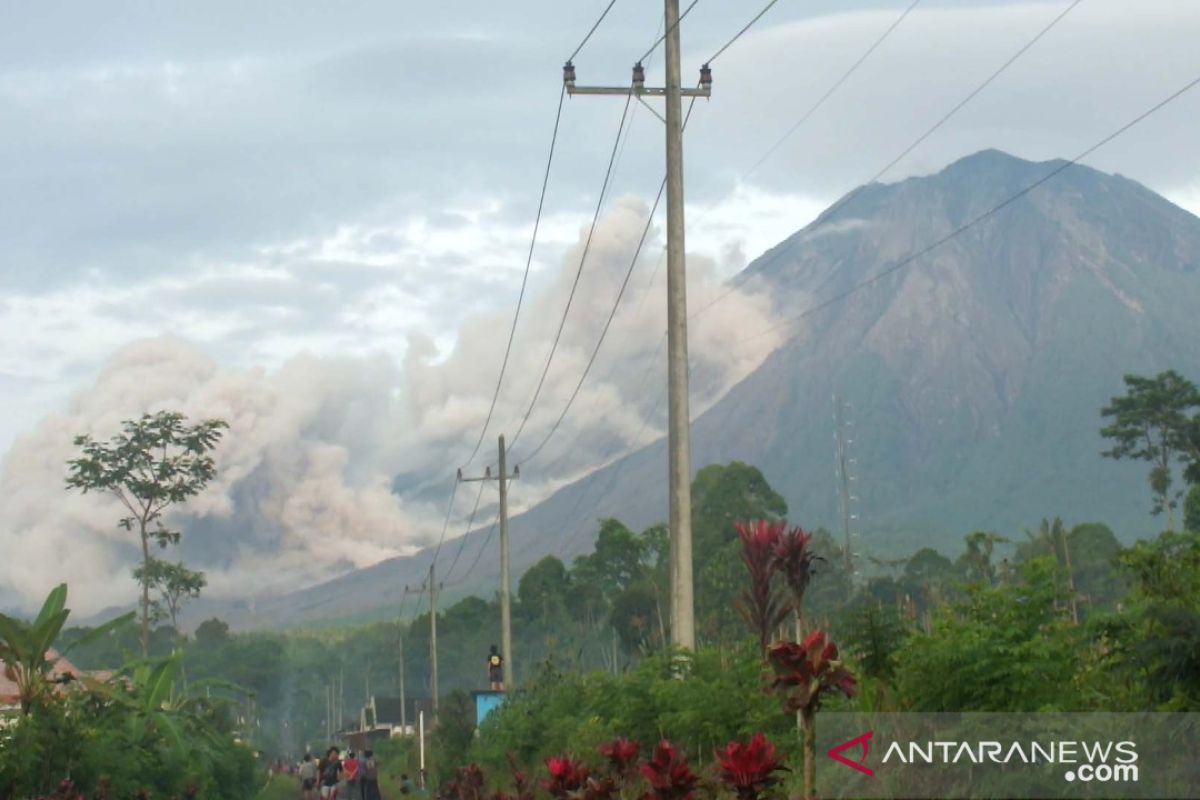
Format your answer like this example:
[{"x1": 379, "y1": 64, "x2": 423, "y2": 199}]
[
  {"x1": 0, "y1": 584, "x2": 134, "y2": 714},
  {"x1": 895, "y1": 558, "x2": 1087, "y2": 711},
  {"x1": 0, "y1": 598, "x2": 256, "y2": 799},
  {"x1": 1185, "y1": 485, "x2": 1200, "y2": 532},
  {"x1": 1101, "y1": 371, "x2": 1200, "y2": 526},
  {"x1": 1104, "y1": 530, "x2": 1200, "y2": 708},
  {"x1": 470, "y1": 643, "x2": 790, "y2": 778},
  {"x1": 66, "y1": 410, "x2": 227, "y2": 655},
  {"x1": 133, "y1": 558, "x2": 207, "y2": 631}
]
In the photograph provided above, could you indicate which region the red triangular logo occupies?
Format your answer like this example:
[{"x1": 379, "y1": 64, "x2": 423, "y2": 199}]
[{"x1": 827, "y1": 730, "x2": 874, "y2": 776}]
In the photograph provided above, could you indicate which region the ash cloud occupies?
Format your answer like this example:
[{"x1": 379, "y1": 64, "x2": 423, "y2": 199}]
[{"x1": 0, "y1": 198, "x2": 783, "y2": 614}]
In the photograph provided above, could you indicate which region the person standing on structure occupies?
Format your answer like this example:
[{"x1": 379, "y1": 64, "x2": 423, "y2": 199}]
[{"x1": 487, "y1": 645, "x2": 504, "y2": 690}]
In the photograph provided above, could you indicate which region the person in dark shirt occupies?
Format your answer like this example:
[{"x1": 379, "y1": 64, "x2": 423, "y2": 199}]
[
  {"x1": 487, "y1": 644, "x2": 504, "y2": 690},
  {"x1": 320, "y1": 747, "x2": 343, "y2": 800}
]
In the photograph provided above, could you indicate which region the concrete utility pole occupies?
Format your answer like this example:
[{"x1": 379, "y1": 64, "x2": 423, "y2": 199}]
[
  {"x1": 459, "y1": 436, "x2": 520, "y2": 689},
  {"x1": 398, "y1": 632, "x2": 408, "y2": 731},
  {"x1": 833, "y1": 395, "x2": 857, "y2": 578},
  {"x1": 402, "y1": 565, "x2": 441, "y2": 721},
  {"x1": 564, "y1": 0, "x2": 711, "y2": 651},
  {"x1": 429, "y1": 564, "x2": 438, "y2": 719}
]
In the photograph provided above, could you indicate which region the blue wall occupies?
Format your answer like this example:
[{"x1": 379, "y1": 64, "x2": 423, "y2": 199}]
[{"x1": 474, "y1": 691, "x2": 504, "y2": 727}]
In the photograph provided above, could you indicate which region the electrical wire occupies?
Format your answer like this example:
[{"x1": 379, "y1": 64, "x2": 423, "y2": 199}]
[
  {"x1": 516, "y1": 94, "x2": 699, "y2": 465},
  {"x1": 507, "y1": 92, "x2": 635, "y2": 452},
  {"x1": 728, "y1": 71, "x2": 1200, "y2": 347},
  {"x1": 441, "y1": 480, "x2": 488, "y2": 584},
  {"x1": 445, "y1": 509, "x2": 502, "y2": 587},
  {"x1": 742, "y1": 0, "x2": 922, "y2": 180},
  {"x1": 705, "y1": 0, "x2": 784, "y2": 64},
  {"x1": 569, "y1": 0, "x2": 622, "y2": 62},
  {"x1": 693, "y1": 0, "x2": 1085, "y2": 319},
  {"x1": 426, "y1": 479, "x2": 460, "y2": 565},
  {"x1": 463, "y1": 87, "x2": 567, "y2": 466},
  {"x1": 640, "y1": 0, "x2": 703, "y2": 64},
  {"x1": 519, "y1": 179, "x2": 667, "y2": 466}
]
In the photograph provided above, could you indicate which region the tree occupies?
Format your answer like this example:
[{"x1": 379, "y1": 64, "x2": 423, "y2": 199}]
[
  {"x1": 193, "y1": 618, "x2": 231, "y2": 650},
  {"x1": 66, "y1": 411, "x2": 227, "y2": 656},
  {"x1": 691, "y1": 463, "x2": 787, "y2": 566},
  {"x1": 132, "y1": 560, "x2": 207, "y2": 635},
  {"x1": 1185, "y1": 485, "x2": 1200, "y2": 533},
  {"x1": 519, "y1": 556, "x2": 571, "y2": 623},
  {"x1": 1101, "y1": 371, "x2": 1200, "y2": 529}
]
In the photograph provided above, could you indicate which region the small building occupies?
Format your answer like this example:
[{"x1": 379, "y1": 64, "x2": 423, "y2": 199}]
[{"x1": 471, "y1": 690, "x2": 505, "y2": 727}]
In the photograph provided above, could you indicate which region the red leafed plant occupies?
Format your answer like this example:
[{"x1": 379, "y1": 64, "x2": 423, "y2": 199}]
[
  {"x1": 640, "y1": 740, "x2": 699, "y2": 800},
  {"x1": 772, "y1": 527, "x2": 823, "y2": 635},
  {"x1": 506, "y1": 752, "x2": 536, "y2": 800},
  {"x1": 598, "y1": 737, "x2": 641, "y2": 776},
  {"x1": 734, "y1": 520, "x2": 790, "y2": 658},
  {"x1": 544, "y1": 755, "x2": 590, "y2": 800},
  {"x1": 768, "y1": 631, "x2": 857, "y2": 715},
  {"x1": 769, "y1": 630, "x2": 857, "y2": 800},
  {"x1": 715, "y1": 732, "x2": 788, "y2": 800},
  {"x1": 448, "y1": 764, "x2": 487, "y2": 800}
]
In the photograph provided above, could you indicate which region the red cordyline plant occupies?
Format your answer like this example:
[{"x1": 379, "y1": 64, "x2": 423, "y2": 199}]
[
  {"x1": 772, "y1": 526, "x2": 823, "y2": 637},
  {"x1": 769, "y1": 631, "x2": 858, "y2": 800},
  {"x1": 599, "y1": 737, "x2": 641, "y2": 776},
  {"x1": 544, "y1": 755, "x2": 590, "y2": 800},
  {"x1": 734, "y1": 520, "x2": 790, "y2": 658},
  {"x1": 715, "y1": 732, "x2": 788, "y2": 800},
  {"x1": 449, "y1": 764, "x2": 487, "y2": 800},
  {"x1": 506, "y1": 752, "x2": 536, "y2": 800},
  {"x1": 640, "y1": 740, "x2": 699, "y2": 800}
]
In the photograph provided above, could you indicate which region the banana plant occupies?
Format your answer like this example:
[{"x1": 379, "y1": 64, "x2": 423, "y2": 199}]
[{"x1": 0, "y1": 583, "x2": 133, "y2": 714}]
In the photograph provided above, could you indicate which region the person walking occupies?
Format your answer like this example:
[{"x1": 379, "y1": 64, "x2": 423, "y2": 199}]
[
  {"x1": 299, "y1": 754, "x2": 318, "y2": 800},
  {"x1": 361, "y1": 751, "x2": 382, "y2": 800},
  {"x1": 342, "y1": 750, "x2": 360, "y2": 799},
  {"x1": 319, "y1": 747, "x2": 343, "y2": 800}
]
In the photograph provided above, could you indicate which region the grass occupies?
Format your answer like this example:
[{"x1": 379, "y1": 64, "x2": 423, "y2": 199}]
[{"x1": 256, "y1": 774, "x2": 299, "y2": 800}]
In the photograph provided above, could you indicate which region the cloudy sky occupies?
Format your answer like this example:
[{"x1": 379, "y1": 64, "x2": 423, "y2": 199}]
[{"x1": 2, "y1": 0, "x2": 1198, "y2": 612}]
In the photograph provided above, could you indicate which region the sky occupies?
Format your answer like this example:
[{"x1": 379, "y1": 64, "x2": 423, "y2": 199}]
[{"x1": 1, "y1": 0, "x2": 1199, "y2": 613}]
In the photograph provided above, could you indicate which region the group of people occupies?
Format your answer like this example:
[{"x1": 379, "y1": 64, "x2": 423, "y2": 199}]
[{"x1": 298, "y1": 748, "x2": 400, "y2": 800}]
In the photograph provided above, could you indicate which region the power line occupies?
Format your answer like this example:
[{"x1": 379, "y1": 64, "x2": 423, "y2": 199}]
[
  {"x1": 427, "y1": 479, "x2": 460, "y2": 565},
  {"x1": 640, "y1": 0, "x2": 702, "y2": 64},
  {"x1": 516, "y1": 93, "x2": 699, "y2": 465},
  {"x1": 868, "y1": 0, "x2": 1085, "y2": 192},
  {"x1": 706, "y1": 0, "x2": 784, "y2": 65},
  {"x1": 729, "y1": 71, "x2": 1200, "y2": 347},
  {"x1": 694, "y1": 0, "x2": 1084, "y2": 318},
  {"x1": 463, "y1": 87, "x2": 568, "y2": 466},
  {"x1": 442, "y1": 480, "x2": 488, "y2": 584},
  {"x1": 445, "y1": 509, "x2": 502, "y2": 587},
  {"x1": 569, "y1": 0, "x2": 623, "y2": 62},
  {"x1": 518, "y1": 178, "x2": 667, "y2": 465},
  {"x1": 742, "y1": 0, "x2": 922, "y2": 180},
  {"x1": 508, "y1": 92, "x2": 635, "y2": 452}
]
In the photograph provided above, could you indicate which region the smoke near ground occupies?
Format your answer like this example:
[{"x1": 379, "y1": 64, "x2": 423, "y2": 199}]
[{"x1": 0, "y1": 197, "x2": 783, "y2": 615}]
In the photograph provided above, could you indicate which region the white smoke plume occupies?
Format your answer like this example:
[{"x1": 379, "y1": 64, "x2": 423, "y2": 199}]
[{"x1": 0, "y1": 196, "x2": 784, "y2": 614}]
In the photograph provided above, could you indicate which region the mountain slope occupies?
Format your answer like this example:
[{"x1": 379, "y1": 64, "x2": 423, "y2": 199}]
[{"x1": 201, "y1": 150, "x2": 1200, "y2": 628}]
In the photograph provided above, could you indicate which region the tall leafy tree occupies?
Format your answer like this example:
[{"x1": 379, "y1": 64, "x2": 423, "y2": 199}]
[
  {"x1": 1101, "y1": 371, "x2": 1200, "y2": 529},
  {"x1": 66, "y1": 411, "x2": 227, "y2": 656}
]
